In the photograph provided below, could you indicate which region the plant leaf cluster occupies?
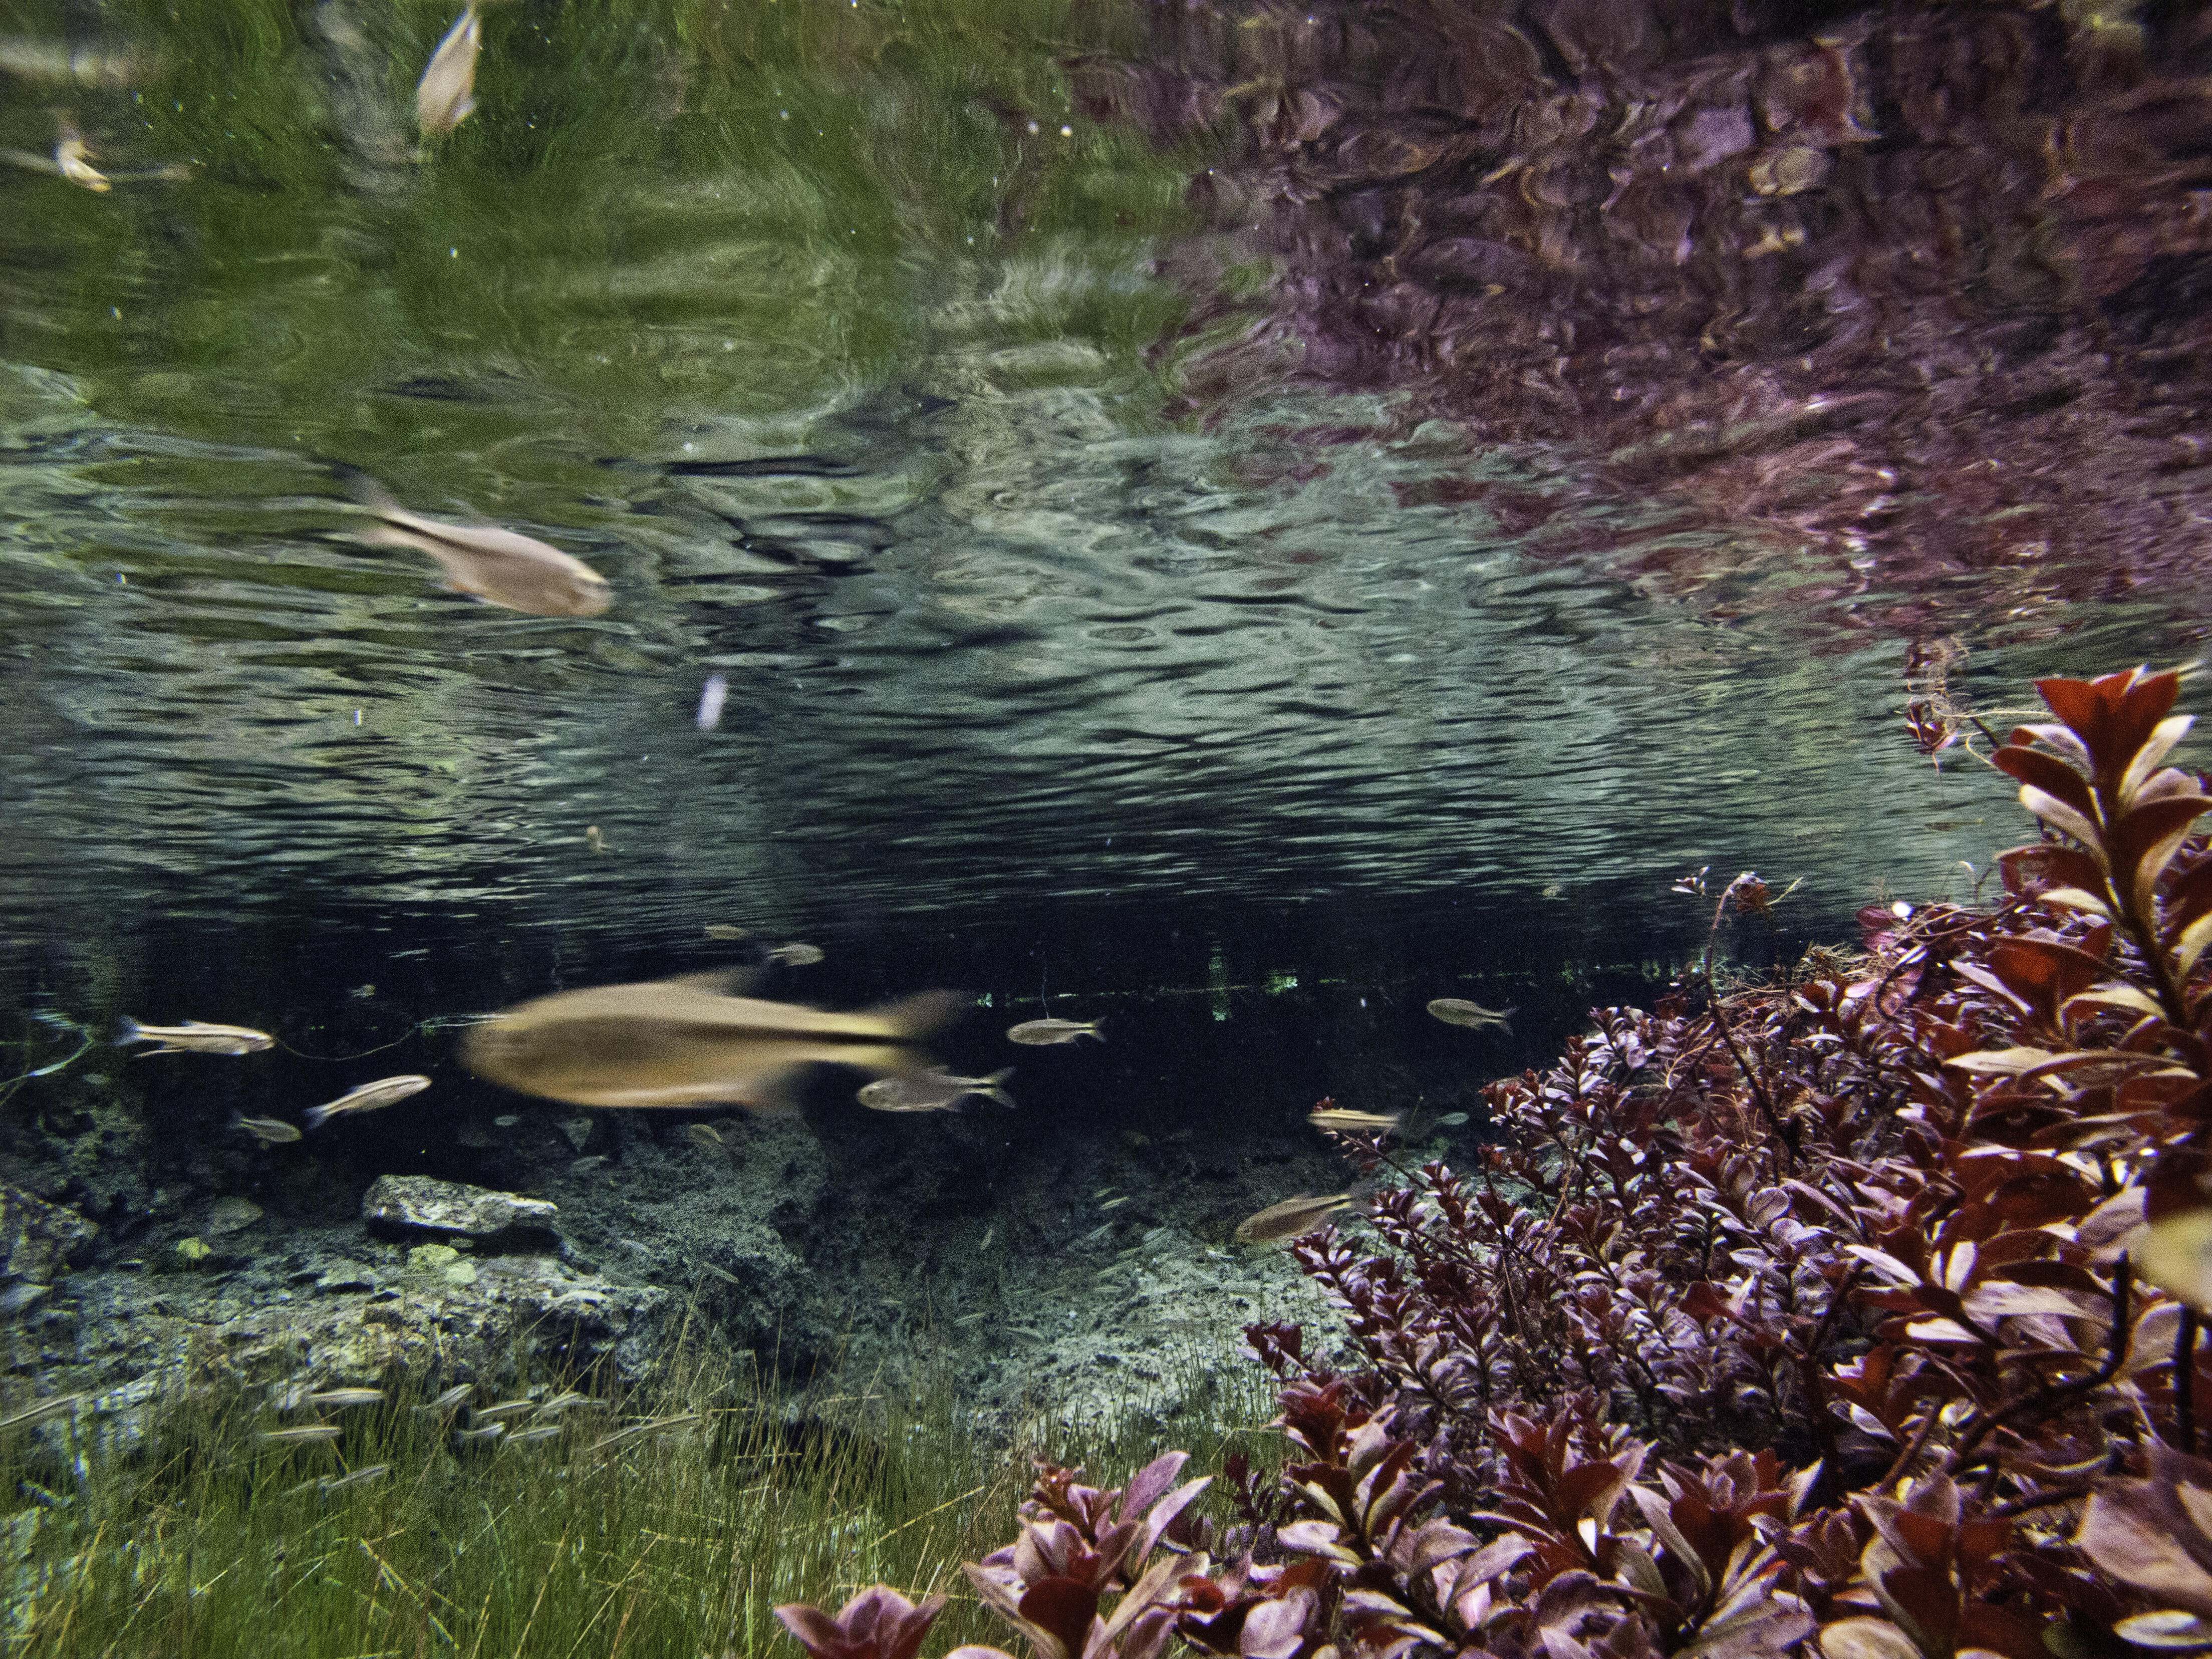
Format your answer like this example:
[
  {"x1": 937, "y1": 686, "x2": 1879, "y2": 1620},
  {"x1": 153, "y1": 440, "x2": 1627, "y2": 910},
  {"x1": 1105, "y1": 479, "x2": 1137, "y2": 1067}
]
[{"x1": 782, "y1": 666, "x2": 2212, "y2": 1657}]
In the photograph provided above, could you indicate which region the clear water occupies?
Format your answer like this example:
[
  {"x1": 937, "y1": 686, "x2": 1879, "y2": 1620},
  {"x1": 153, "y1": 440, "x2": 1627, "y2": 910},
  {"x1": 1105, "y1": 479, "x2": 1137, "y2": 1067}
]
[{"x1": 0, "y1": 0, "x2": 2197, "y2": 1021}]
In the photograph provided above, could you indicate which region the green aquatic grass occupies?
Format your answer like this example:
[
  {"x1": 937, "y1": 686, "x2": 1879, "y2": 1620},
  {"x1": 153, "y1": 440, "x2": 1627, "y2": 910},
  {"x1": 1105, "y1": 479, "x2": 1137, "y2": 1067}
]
[{"x1": 0, "y1": 1337, "x2": 1280, "y2": 1658}]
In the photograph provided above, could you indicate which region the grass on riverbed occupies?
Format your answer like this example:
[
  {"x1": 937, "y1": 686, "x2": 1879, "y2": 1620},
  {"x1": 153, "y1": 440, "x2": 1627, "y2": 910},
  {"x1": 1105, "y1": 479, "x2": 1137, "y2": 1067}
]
[{"x1": 0, "y1": 1339, "x2": 1277, "y2": 1658}]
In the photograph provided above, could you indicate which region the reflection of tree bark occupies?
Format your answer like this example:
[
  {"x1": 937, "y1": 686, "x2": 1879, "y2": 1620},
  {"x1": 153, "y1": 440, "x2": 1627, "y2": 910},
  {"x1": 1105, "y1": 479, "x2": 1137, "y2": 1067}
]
[
  {"x1": 297, "y1": 0, "x2": 413, "y2": 195},
  {"x1": 1079, "y1": 1, "x2": 2212, "y2": 631}
]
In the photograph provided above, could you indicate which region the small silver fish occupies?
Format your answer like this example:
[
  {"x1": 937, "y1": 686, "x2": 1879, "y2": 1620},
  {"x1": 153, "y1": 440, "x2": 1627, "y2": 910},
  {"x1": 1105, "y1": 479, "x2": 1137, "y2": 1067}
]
[
  {"x1": 505, "y1": 1424, "x2": 564, "y2": 1446},
  {"x1": 339, "y1": 468, "x2": 611, "y2": 618},
  {"x1": 765, "y1": 942, "x2": 823, "y2": 967},
  {"x1": 492, "y1": 1114, "x2": 520, "y2": 1128},
  {"x1": 423, "y1": 1384, "x2": 474, "y2": 1414},
  {"x1": 858, "y1": 1068, "x2": 1014, "y2": 1113},
  {"x1": 685, "y1": 1122, "x2": 726, "y2": 1151},
  {"x1": 416, "y1": 5, "x2": 482, "y2": 141},
  {"x1": 118, "y1": 1017, "x2": 273, "y2": 1055},
  {"x1": 703, "y1": 924, "x2": 749, "y2": 941},
  {"x1": 261, "y1": 1424, "x2": 343, "y2": 1445},
  {"x1": 1099, "y1": 1195, "x2": 1132, "y2": 1212},
  {"x1": 1435, "y1": 1112, "x2": 1470, "y2": 1128},
  {"x1": 453, "y1": 1422, "x2": 507, "y2": 1446},
  {"x1": 1426, "y1": 998, "x2": 1515, "y2": 1033},
  {"x1": 1307, "y1": 1108, "x2": 1402, "y2": 1136},
  {"x1": 1235, "y1": 1192, "x2": 1361, "y2": 1245},
  {"x1": 235, "y1": 1116, "x2": 303, "y2": 1146},
  {"x1": 319, "y1": 1463, "x2": 390, "y2": 1494},
  {"x1": 535, "y1": 1392, "x2": 591, "y2": 1416},
  {"x1": 472, "y1": 1399, "x2": 535, "y2": 1421},
  {"x1": 569, "y1": 1155, "x2": 610, "y2": 1174},
  {"x1": 305, "y1": 1074, "x2": 431, "y2": 1129},
  {"x1": 586, "y1": 825, "x2": 609, "y2": 853},
  {"x1": 1006, "y1": 1018, "x2": 1103, "y2": 1046},
  {"x1": 586, "y1": 1413, "x2": 703, "y2": 1454},
  {"x1": 305, "y1": 1388, "x2": 385, "y2": 1409}
]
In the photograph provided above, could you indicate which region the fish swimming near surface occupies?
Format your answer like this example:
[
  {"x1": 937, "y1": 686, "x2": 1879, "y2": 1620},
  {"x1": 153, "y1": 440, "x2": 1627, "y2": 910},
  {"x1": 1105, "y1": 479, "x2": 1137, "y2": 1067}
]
[
  {"x1": 1426, "y1": 998, "x2": 1515, "y2": 1033},
  {"x1": 305, "y1": 1074, "x2": 431, "y2": 1129},
  {"x1": 1235, "y1": 1190, "x2": 1364, "y2": 1245},
  {"x1": 1307, "y1": 1107, "x2": 1402, "y2": 1136},
  {"x1": 416, "y1": 5, "x2": 483, "y2": 140},
  {"x1": 117, "y1": 1017, "x2": 272, "y2": 1055},
  {"x1": 703, "y1": 924, "x2": 749, "y2": 941},
  {"x1": 235, "y1": 1116, "x2": 304, "y2": 1146},
  {"x1": 766, "y1": 942, "x2": 823, "y2": 967},
  {"x1": 460, "y1": 971, "x2": 965, "y2": 1112},
  {"x1": 857, "y1": 1067, "x2": 1014, "y2": 1113},
  {"x1": 696, "y1": 674, "x2": 728, "y2": 732},
  {"x1": 53, "y1": 132, "x2": 107, "y2": 191},
  {"x1": 335, "y1": 467, "x2": 612, "y2": 618},
  {"x1": 1006, "y1": 1017, "x2": 1103, "y2": 1046}
]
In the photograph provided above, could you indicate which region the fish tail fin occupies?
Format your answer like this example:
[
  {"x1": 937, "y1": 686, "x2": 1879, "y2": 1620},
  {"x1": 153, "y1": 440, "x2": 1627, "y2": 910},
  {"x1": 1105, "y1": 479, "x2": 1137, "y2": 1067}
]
[
  {"x1": 1500, "y1": 1008, "x2": 1517, "y2": 1034},
  {"x1": 326, "y1": 460, "x2": 400, "y2": 512},
  {"x1": 302, "y1": 1103, "x2": 337, "y2": 1131},
  {"x1": 1083, "y1": 1017, "x2": 1105, "y2": 1042},
  {"x1": 860, "y1": 989, "x2": 967, "y2": 1043},
  {"x1": 113, "y1": 1015, "x2": 143, "y2": 1047},
  {"x1": 982, "y1": 1067, "x2": 1017, "y2": 1109}
]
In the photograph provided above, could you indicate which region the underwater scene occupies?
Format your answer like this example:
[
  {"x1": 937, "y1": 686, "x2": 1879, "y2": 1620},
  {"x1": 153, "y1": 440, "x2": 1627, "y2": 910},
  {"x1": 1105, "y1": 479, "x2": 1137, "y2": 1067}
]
[{"x1": 7, "y1": 0, "x2": 2212, "y2": 1652}]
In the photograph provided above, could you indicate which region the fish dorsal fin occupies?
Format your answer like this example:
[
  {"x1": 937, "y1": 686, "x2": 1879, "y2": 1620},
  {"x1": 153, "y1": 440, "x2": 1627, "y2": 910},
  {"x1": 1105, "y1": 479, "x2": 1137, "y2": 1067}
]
[{"x1": 658, "y1": 968, "x2": 762, "y2": 997}]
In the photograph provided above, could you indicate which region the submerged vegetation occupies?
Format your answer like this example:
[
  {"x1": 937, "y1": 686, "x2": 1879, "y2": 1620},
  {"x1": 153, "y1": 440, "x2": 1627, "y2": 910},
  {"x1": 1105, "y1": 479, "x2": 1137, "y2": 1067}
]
[
  {"x1": 1, "y1": 1341, "x2": 1277, "y2": 1656},
  {"x1": 763, "y1": 665, "x2": 2212, "y2": 1658}
]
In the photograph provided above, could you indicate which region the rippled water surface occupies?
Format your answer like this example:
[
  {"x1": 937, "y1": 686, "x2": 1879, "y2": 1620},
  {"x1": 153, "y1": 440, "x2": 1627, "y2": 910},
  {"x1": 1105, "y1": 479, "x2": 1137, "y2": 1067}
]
[{"x1": 2, "y1": 0, "x2": 2201, "y2": 987}]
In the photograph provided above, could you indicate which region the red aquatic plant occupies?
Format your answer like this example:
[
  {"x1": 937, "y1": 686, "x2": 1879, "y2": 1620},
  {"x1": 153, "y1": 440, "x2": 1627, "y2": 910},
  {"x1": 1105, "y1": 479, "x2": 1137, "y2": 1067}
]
[{"x1": 781, "y1": 666, "x2": 2212, "y2": 1657}]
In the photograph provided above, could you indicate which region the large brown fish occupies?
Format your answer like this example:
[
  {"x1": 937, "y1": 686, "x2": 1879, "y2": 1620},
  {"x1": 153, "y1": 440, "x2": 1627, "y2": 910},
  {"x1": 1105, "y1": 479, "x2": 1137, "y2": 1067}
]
[
  {"x1": 460, "y1": 972, "x2": 963, "y2": 1112},
  {"x1": 338, "y1": 469, "x2": 612, "y2": 618}
]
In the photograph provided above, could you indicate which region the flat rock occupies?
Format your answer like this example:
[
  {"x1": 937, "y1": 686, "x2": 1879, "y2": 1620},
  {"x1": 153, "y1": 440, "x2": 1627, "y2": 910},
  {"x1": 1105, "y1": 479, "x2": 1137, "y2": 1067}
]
[{"x1": 361, "y1": 1175, "x2": 558, "y2": 1242}]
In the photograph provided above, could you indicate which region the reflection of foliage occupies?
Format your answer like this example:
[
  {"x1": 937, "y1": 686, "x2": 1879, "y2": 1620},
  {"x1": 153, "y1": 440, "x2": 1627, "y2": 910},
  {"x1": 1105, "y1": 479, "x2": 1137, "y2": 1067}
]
[
  {"x1": 780, "y1": 668, "x2": 2212, "y2": 1656},
  {"x1": 13, "y1": 0, "x2": 1194, "y2": 472},
  {"x1": 1076, "y1": 1, "x2": 2212, "y2": 627}
]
